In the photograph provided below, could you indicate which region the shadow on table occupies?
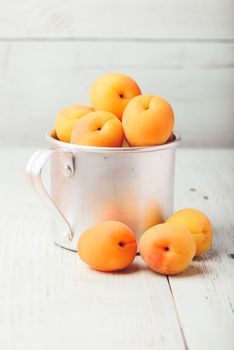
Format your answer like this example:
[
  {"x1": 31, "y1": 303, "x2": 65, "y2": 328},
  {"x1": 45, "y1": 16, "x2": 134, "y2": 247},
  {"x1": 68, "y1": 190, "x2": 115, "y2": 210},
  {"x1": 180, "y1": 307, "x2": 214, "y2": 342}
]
[
  {"x1": 171, "y1": 260, "x2": 214, "y2": 279},
  {"x1": 116, "y1": 262, "x2": 144, "y2": 275}
]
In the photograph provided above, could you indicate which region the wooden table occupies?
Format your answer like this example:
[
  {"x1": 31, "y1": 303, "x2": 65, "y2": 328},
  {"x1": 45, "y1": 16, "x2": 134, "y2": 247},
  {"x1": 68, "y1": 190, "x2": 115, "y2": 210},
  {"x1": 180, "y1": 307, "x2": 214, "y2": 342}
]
[{"x1": 0, "y1": 147, "x2": 233, "y2": 350}]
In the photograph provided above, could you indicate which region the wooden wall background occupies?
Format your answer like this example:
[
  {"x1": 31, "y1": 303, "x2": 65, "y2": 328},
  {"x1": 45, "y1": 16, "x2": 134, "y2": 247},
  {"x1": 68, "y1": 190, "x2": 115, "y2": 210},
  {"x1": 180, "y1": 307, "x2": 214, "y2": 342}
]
[{"x1": 0, "y1": 0, "x2": 234, "y2": 147}]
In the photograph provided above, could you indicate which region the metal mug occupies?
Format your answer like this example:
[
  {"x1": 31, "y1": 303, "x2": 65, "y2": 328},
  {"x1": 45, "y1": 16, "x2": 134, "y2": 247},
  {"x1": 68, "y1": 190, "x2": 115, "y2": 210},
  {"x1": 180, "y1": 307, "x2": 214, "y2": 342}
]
[{"x1": 26, "y1": 131, "x2": 181, "y2": 251}]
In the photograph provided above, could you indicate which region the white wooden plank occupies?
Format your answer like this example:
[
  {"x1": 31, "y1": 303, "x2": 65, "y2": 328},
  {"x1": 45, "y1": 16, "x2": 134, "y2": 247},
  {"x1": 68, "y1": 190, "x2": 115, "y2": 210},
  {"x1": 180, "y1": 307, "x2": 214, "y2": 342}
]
[
  {"x1": 0, "y1": 41, "x2": 233, "y2": 147},
  {"x1": 167, "y1": 149, "x2": 234, "y2": 350},
  {"x1": 0, "y1": 146, "x2": 186, "y2": 350},
  {"x1": 0, "y1": 0, "x2": 233, "y2": 39}
]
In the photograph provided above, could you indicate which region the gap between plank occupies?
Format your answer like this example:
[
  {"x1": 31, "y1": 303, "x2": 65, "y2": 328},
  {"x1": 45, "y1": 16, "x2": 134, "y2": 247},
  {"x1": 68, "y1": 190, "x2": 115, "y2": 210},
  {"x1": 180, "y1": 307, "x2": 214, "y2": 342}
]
[{"x1": 167, "y1": 276, "x2": 189, "y2": 350}]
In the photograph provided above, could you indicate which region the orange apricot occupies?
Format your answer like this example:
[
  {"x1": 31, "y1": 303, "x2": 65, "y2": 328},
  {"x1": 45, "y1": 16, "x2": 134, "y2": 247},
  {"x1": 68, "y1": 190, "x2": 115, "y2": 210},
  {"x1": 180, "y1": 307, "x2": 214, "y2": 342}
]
[
  {"x1": 122, "y1": 95, "x2": 174, "y2": 147},
  {"x1": 70, "y1": 111, "x2": 124, "y2": 147},
  {"x1": 77, "y1": 221, "x2": 137, "y2": 272},
  {"x1": 139, "y1": 223, "x2": 196, "y2": 275},
  {"x1": 166, "y1": 208, "x2": 212, "y2": 256},
  {"x1": 89, "y1": 73, "x2": 141, "y2": 120},
  {"x1": 55, "y1": 104, "x2": 94, "y2": 143}
]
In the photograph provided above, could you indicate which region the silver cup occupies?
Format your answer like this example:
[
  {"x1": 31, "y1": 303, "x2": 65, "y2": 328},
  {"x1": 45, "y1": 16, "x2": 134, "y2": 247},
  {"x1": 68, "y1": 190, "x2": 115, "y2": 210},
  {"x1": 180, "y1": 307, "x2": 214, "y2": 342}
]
[{"x1": 26, "y1": 131, "x2": 181, "y2": 251}]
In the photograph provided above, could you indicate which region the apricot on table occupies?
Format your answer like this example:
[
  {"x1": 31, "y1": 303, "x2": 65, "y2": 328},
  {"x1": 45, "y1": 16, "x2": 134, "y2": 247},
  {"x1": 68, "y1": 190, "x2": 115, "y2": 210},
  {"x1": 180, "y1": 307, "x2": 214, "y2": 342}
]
[
  {"x1": 122, "y1": 95, "x2": 174, "y2": 147},
  {"x1": 89, "y1": 73, "x2": 141, "y2": 120},
  {"x1": 139, "y1": 223, "x2": 196, "y2": 275},
  {"x1": 77, "y1": 221, "x2": 137, "y2": 272},
  {"x1": 166, "y1": 208, "x2": 212, "y2": 256},
  {"x1": 70, "y1": 111, "x2": 124, "y2": 147},
  {"x1": 55, "y1": 104, "x2": 94, "y2": 143}
]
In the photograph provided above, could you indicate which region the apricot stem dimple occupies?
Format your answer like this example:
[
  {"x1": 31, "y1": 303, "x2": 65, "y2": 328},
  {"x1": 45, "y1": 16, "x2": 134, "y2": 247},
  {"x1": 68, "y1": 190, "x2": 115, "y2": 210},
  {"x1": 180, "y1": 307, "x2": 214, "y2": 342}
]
[
  {"x1": 119, "y1": 93, "x2": 124, "y2": 98},
  {"x1": 164, "y1": 246, "x2": 169, "y2": 251},
  {"x1": 97, "y1": 127, "x2": 101, "y2": 131}
]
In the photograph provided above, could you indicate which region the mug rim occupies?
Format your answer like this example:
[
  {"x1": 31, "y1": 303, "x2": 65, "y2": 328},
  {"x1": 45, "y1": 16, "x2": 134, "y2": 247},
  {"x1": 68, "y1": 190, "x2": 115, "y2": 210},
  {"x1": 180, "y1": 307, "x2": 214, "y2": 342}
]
[{"x1": 47, "y1": 130, "x2": 181, "y2": 153}]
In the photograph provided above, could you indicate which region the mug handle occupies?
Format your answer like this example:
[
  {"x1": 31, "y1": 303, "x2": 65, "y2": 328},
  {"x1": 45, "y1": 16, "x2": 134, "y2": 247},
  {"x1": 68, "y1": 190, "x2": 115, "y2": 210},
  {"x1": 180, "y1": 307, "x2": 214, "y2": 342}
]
[{"x1": 26, "y1": 149, "x2": 74, "y2": 241}]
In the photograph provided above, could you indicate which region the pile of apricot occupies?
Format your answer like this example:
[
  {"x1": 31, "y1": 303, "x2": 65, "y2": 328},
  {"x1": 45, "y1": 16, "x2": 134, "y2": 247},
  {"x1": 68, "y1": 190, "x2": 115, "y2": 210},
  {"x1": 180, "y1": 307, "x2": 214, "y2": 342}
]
[
  {"x1": 78, "y1": 209, "x2": 212, "y2": 275},
  {"x1": 54, "y1": 73, "x2": 174, "y2": 148},
  {"x1": 53, "y1": 73, "x2": 212, "y2": 275}
]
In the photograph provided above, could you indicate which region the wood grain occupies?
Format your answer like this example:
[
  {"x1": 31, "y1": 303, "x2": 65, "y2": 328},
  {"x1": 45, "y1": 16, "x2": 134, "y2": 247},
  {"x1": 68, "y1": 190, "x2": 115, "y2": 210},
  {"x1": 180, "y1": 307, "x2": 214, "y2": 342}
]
[
  {"x1": 0, "y1": 41, "x2": 234, "y2": 147},
  {"x1": 169, "y1": 149, "x2": 234, "y2": 350},
  {"x1": 0, "y1": 147, "x2": 234, "y2": 349},
  {"x1": 0, "y1": 208, "x2": 186, "y2": 350},
  {"x1": 0, "y1": 0, "x2": 233, "y2": 39}
]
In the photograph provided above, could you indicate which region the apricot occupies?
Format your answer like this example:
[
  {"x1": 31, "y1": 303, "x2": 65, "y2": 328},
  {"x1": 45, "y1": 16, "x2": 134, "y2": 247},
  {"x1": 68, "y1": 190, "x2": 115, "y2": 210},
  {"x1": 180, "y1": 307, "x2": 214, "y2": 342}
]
[
  {"x1": 122, "y1": 95, "x2": 174, "y2": 147},
  {"x1": 70, "y1": 111, "x2": 124, "y2": 147},
  {"x1": 55, "y1": 104, "x2": 94, "y2": 143},
  {"x1": 166, "y1": 208, "x2": 212, "y2": 256},
  {"x1": 139, "y1": 223, "x2": 196, "y2": 275},
  {"x1": 77, "y1": 221, "x2": 137, "y2": 272},
  {"x1": 89, "y1": 73, "x2": 141, "y2": 120}
]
